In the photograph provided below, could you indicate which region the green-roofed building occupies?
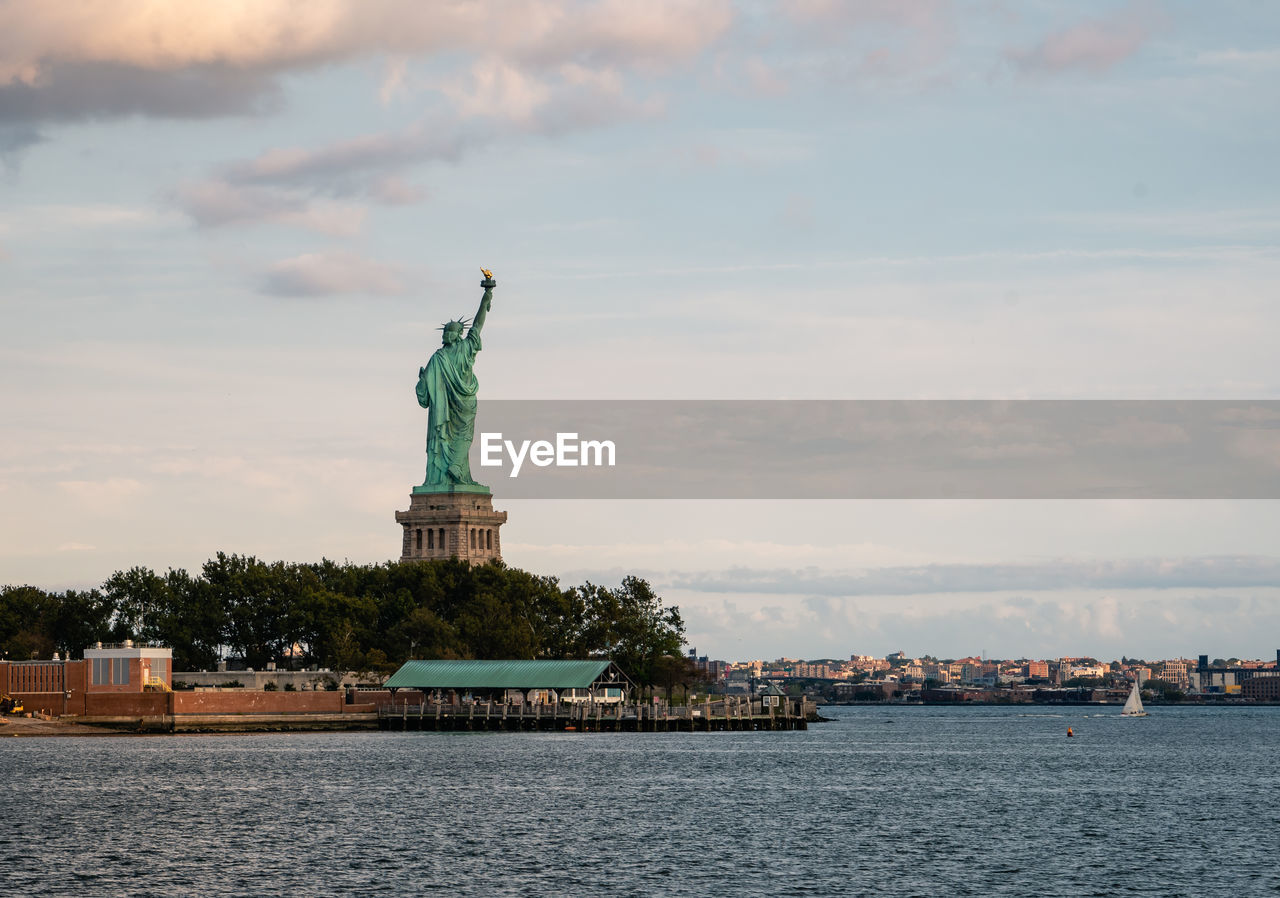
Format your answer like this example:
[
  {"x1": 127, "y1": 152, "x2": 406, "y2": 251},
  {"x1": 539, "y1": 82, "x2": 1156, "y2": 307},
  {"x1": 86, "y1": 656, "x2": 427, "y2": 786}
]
[{"x1": 383, "y1": 659, "x2": 634, "y2": 699}]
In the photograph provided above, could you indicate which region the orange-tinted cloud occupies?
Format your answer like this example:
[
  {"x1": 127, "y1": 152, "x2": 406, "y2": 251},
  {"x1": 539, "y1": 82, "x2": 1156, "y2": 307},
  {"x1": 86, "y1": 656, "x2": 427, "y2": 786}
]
[{"x1": 1010, "y1": 7, "x2": 1154, "y2": 75}]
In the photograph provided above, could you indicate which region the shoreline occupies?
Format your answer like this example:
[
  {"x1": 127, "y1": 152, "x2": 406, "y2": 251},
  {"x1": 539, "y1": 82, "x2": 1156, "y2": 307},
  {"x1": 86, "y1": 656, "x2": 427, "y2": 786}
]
[
  {"x1": 819, "y1": 706, "x2": 1280, "y2": 711},
  {"x1": 0, "y1": 714, "x2": 379, "y2": 738},
  {"x1": 6, "y1": 700, "x2": 1276, "y2": 738}
]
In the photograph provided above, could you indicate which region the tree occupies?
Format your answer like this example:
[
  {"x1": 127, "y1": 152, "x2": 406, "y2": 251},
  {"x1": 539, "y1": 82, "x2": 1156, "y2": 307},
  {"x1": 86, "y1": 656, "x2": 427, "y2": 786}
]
[
  {"x1": 1063, "y1": 676, "x2": 1104, "y2": 688},
  {"x1": 391, "y1": 605, "x2": 461, "y2": 660},
  {"x1": 103, "y1": 566, "x2": 170, "y2": 643},
  {"x1": 202, "y1": 553, "x2": 310, "y2": 669},
  {"x1": 0, "y1": 585, "x2": 58, "y2": 660},
  {"x1": 50, "y1": 588, "x2": 115, "y2": 659},
  {"x1": 652, "y1": 653, "x2": 702, "y2": 702},
  {"x1": 1144, "y1": 678, "x2": 1185, "y2": 703},
  {"x1": 577, "y1": 576, "x2": 685, "y2": 689},
  {"x1": 154, "y1": 570, "x2": 224, "y2": 670},
  {"x1": 10, "y1": 555, "x2": 691, "y2": 679}
]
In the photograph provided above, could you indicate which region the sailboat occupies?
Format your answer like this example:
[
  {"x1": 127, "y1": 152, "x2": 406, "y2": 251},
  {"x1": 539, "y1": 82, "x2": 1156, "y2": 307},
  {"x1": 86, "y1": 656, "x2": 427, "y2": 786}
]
[{"x1": 1121, "y1": 680, "x2": 1148, "y2": 717}]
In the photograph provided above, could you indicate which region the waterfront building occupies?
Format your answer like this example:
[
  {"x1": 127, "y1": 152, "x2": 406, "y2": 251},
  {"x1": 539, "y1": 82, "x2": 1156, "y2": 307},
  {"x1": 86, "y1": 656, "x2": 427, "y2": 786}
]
[
  {"x1": 382, "y1": 659, "x2": 635, "y2": 702},
  {"x1": 2, "y1": 642, "x2": 173, "y2": 716},
  {"x1": 1241, "y1": 672, "x2": 1280, "y2": 702},
  {"x1": 83, "y1": 641, "x2": 172, "y2": 692},
  {"x1": 1190, "y1": 651, "x2": 1280, "y2": 694}
]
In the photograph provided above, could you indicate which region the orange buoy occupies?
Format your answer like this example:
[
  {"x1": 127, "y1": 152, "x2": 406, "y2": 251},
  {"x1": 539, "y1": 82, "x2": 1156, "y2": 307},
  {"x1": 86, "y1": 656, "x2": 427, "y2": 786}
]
[{"x1": 1067, "y1": 727, "x2": 1074, "y2": 737}]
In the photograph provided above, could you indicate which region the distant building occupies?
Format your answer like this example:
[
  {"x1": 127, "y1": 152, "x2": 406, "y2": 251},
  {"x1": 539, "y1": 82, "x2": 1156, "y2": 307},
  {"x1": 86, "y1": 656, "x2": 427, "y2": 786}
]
[
  {"x1": 922, "y1": 663, "x2": 949, "y2": 683},
  {"x1": 793, "y1": 662, "x2": 834, "y2": 679},
  {"x1": 1190, "y1": 651, "x2": 1280, "y2": 694},
  {"x1": 1241, "y1": 671, "x2": 1280, "y2": 702},
  {"x1": 687, "y1": 649, "x2": 726, "y2": 682},
  {"x1": 1158, "y1": 659, "x2": 1191, "y2": 690},
  {"x1": 1065, "y1": 664, "x2": 1106, "y2": 681},
  {"x1": 83, "y1": 641, "x2": 172, "y2": 692}
]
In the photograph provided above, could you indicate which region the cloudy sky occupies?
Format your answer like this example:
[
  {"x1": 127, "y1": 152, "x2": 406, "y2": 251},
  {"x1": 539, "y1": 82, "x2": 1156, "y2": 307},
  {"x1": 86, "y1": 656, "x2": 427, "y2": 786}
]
[{"x1": 3, "y1": 1, "x2": 1279, "y2": 662}]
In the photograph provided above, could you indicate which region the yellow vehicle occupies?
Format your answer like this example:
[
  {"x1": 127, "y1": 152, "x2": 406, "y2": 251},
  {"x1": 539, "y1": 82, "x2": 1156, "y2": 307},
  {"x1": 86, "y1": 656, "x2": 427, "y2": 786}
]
[{"x1": 0, "y1": 695, "x2": 24, "y2": 714}]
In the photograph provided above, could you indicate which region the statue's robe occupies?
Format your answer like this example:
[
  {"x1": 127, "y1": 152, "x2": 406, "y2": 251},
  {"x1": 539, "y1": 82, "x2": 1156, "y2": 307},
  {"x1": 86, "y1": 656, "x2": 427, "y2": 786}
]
[{"x1": 417, "y1": 329, "x2": 482, "y2": 486}]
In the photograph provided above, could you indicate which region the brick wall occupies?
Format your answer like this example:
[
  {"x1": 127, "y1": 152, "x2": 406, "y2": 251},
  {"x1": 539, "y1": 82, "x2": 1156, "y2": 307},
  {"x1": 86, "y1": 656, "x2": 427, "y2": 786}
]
[
  {"x1": 2, "y1": 660, "x2": 76, "y2": 715},
  {"x1": 7, "y1": 691, "x2": 67, "y2": 716},
  {"x1": 84, "y1": 692, "x2": 171, "y2": 717},
  {"x1": 172, "y1": 691, "x2": 337, "y2": 714}
]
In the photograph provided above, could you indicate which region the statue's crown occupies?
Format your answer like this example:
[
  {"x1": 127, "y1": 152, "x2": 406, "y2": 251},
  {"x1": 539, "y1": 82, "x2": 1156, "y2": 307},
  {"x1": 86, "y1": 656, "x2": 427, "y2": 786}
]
[{"x1": 438, "y1": 317, "x2": 469, "y2": 332}]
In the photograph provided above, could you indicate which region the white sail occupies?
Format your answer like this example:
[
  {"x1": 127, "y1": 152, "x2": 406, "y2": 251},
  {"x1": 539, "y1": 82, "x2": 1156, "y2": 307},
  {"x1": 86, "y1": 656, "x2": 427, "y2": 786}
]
[{"x1": 1121, "y1": 681, "x2": 1147, "y2": 716}]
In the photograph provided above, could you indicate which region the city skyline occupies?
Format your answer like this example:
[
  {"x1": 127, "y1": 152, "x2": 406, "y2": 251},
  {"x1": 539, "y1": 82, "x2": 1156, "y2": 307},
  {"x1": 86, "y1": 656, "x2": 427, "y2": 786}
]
[{"x1": 3, "y1": 2, "x2": 1280, "y2": 660}]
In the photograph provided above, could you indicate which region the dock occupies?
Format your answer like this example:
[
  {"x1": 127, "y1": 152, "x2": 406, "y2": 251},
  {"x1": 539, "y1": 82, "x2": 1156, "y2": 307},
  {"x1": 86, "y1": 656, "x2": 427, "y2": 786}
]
[{"x1": 376, "y1": 696, "x2": 810, "y2": 732}]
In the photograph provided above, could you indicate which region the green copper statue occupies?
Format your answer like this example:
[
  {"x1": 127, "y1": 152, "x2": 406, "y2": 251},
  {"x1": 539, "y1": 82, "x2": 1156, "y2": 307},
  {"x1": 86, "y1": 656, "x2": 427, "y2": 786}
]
[{"x1": 414, "y1": 271, "x2": 496, "y2": 494}]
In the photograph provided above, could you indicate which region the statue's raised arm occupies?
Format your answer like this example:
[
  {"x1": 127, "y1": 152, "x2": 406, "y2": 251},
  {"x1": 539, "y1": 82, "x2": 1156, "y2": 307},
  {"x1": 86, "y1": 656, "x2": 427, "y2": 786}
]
[{"x1": 470, "y1": 270, "x2": 496, "y2": 339}]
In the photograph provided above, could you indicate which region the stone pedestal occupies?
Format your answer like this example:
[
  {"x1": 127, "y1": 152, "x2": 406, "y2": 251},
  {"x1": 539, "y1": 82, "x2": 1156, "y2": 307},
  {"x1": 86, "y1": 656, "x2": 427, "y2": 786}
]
[{"x1": 396, "y1": 491, "x2": 507, "y2": 564}]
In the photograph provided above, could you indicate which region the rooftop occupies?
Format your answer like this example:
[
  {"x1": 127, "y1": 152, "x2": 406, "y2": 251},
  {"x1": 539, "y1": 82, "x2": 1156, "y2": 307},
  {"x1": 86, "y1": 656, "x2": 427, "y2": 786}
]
[{"x1": 383, "y1": 659, "x2": 629, "y2": 691}]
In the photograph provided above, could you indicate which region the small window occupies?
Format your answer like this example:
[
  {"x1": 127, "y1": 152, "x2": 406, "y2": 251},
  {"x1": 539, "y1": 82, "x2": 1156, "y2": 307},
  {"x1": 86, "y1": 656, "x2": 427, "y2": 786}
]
[
  {"x1": 416, "y1": 529, "x2": 423, "y2": 552},
  {"x1": 486, "y1": 530, "x2": 492, "y2": 550},
  {"x1": 439, "y1": 528, "x2": 445, "y2": 550},
  {"x1": 113, "y1": 659, "x2": 130, "y2": 685},
  {"x1": 427, "y1": 529, "x2": 434, "y2": 550}
]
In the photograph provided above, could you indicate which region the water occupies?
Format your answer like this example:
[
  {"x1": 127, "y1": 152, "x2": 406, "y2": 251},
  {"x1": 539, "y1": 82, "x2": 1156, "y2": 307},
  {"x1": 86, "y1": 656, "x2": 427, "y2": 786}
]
[{"x1": 2, "y1": 706, "x2": 1275, "y2": 896}]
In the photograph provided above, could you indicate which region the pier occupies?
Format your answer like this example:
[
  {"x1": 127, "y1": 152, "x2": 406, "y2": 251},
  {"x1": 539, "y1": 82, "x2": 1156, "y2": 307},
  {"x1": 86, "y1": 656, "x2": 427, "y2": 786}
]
[{"x1": 376, "y1": 696, "x2": 809, "y2": 732}]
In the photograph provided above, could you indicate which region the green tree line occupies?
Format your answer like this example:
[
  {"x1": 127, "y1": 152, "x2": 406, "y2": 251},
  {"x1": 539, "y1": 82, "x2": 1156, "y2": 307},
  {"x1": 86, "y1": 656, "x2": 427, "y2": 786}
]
[{"x1": 0, "y1": 554, "x2": 686, "y2": 687}]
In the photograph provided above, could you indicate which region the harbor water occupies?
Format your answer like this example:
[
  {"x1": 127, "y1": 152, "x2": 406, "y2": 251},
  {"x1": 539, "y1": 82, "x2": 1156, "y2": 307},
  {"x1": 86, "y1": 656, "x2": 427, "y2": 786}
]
[{"x1": 3, "y1": 705, "x2": 1275, "y2": 896}]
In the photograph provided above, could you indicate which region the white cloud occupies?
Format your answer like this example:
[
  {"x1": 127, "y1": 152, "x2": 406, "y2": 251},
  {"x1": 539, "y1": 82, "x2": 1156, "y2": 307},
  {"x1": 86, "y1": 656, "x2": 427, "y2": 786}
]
[
  {"x1": 664, "y1": 556, "x2": 1280, "y2": 597},
  {"x1": 260, "y1": 249, "x2": 406, "y2": 297},
  {"x1": 378, "y1": 56, "x2": 411, "y2": 105},
  {"x1": 0, "y1": 0, "x2": 730, "y2": 80},
  {"x1": 784, "y1": 0, "x2": 949, "y2": 32},
  {"x1": 675, "y1": 589, "x2": 1280, "y2": 661},
  {"x1": 55, "y1": 477, "x2": 148, "y2": 514},
  {"x1": 174, "y1": 179, "x2": 368, "y2": 235},
  {"x1": 0, "y1": 0, "x2": 730, "y2": 127},
  {"x1": 777, "y1": 0, "x2": 955, "y2": 88},
  {"x1": 1194, "y1": 48, "x2": 1280, "y2": 71},
  {"x1": 56, "y1": 477, "x2": 144, "y2": 496},
  {"x1": 440, "y1": 58, "x2": 554, "y2": 123},
  {"x1": 172, "y1": 57, "x2": 659, "y2": 232},
  {"x1": 3, "y1": 1, "x2": 726, "y2": 229},
  {"x1": 1009, "y1": 7, "x2": 1155, "y2": 75}
]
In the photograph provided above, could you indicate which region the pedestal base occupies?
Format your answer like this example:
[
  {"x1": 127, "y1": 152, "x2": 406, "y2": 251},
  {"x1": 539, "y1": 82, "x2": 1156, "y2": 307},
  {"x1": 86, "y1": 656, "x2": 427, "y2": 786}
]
[
  {"x1": 395, "y1": 491, "x2": 507, "y2": 564},
  {"x1": 412, "y1": 481, "x2": 490, "y2": 495}
]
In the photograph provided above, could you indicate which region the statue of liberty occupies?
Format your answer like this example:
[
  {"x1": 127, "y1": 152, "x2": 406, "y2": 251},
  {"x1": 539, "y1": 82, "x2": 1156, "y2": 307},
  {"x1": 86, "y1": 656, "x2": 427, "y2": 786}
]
[{"x1": 414, "y1": 271, "x2": 496, "y2": 493}]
